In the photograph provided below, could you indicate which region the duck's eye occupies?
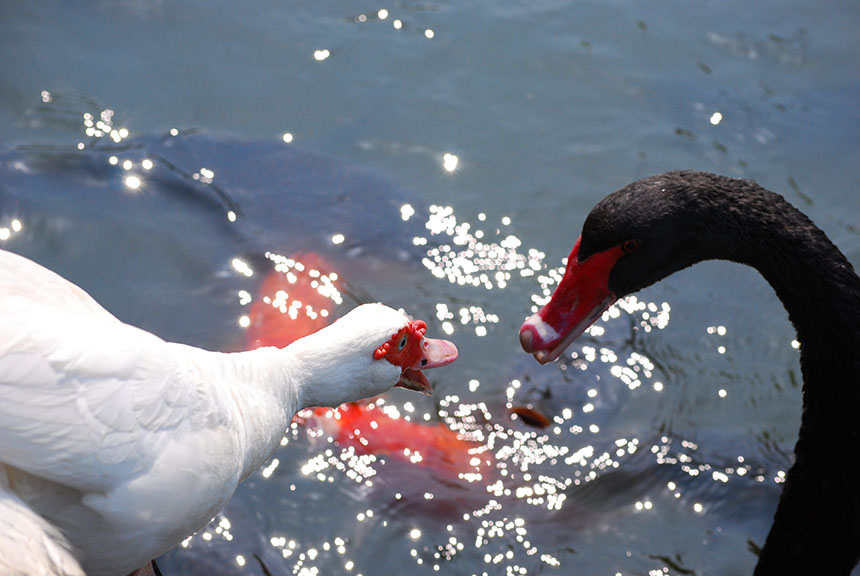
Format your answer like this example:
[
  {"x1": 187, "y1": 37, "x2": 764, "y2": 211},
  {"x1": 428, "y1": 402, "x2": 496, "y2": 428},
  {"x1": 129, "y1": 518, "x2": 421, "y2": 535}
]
[
  {"x1": 399, "y1": 335, "x2": 408, "y2": 350},
  {"x1": 622, "y1": 239, "x2": 640, "y2": 253}
]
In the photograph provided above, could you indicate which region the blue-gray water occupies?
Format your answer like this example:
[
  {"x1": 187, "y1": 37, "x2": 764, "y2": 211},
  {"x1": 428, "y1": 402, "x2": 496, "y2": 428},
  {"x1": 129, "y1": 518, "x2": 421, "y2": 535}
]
[{"x1": 1, "y1": 1, "x2": 859, "y2": 574}]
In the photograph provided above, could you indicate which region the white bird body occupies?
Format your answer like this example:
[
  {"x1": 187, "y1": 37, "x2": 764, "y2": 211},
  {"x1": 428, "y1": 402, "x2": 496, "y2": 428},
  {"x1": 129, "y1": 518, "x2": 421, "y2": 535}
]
[{"x1": 0, "y1": 249, "x2": 457, "y2": 575}]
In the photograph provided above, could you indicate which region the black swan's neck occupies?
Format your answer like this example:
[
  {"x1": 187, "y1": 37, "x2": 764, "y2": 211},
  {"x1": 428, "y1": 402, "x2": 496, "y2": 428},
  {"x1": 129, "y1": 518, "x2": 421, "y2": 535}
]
[{"x1": 693, "y1": 177, "x2": 860, "y2": 574}]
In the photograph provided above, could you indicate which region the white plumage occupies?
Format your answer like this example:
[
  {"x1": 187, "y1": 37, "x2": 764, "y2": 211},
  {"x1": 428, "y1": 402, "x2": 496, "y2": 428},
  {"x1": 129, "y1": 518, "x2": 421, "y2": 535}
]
[
  {"x1": 0, "y1": 249, "x2": 456, "y2": 575},
  {"x1": 0, "y1": 487, "x2": 84, "y2": 576}
]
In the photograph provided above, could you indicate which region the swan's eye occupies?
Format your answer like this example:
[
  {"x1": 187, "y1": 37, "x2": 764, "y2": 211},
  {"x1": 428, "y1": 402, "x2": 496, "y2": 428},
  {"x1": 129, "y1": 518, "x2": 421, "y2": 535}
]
[
  {"x1": 398, "y1": 335, "x2": 408, "y2": 350},
  {"x1": 622, "y1": 239, "x2": 640, "y2": 253}
]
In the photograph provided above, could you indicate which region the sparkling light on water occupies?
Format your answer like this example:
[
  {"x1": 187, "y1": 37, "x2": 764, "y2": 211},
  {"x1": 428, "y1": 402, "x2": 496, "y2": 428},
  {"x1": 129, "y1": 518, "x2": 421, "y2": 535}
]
[
  {"x1": 420, "y1": 206, "x2": 543, "y2": 292},
  {"x1": 231, "y1": 258, "x2": 254, "y2": 278},
  {"x1": 124, "y1": 175, "x2": 142, "y2": 190},
  {"x1": 0, "y1": 218, "x2": 23, "y2": 243}
]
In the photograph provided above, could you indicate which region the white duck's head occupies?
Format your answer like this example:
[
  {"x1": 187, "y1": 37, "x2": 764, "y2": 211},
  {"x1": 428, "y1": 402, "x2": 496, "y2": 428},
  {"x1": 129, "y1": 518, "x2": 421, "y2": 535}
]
[{"x1": 287, "y1": 303, "x2": 459, "y2": 408}]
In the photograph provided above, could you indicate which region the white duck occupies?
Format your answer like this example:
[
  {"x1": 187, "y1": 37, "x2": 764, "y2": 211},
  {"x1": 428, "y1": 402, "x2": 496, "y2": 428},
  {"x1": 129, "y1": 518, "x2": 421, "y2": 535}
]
[{"x1": 0, "y1": 248, "x2": 458, "y2": 576}]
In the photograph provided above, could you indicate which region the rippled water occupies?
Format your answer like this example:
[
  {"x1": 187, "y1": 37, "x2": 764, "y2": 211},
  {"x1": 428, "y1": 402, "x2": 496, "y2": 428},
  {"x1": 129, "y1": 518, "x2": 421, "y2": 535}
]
[{"x1": 1, "y1": 1, "x2": 859, "y2": 575}]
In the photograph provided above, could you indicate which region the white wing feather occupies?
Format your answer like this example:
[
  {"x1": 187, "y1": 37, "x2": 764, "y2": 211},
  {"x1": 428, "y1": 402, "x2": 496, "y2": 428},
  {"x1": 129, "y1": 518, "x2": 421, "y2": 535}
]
[{"x1": 0, "y1": 250, "x2": 205, "y2": 492}]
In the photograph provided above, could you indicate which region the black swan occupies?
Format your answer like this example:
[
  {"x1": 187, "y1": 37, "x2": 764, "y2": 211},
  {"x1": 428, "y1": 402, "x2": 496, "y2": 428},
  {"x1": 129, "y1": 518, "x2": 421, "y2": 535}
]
[{"x1": 519, "y1": 171, "x2": 860, "y2": 574}]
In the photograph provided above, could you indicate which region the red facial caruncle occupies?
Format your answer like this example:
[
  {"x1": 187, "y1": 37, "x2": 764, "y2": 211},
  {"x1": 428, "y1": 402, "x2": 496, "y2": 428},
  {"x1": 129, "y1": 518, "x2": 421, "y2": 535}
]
[{"x1": 374, "y1": 319, "x2": 428, "y2": 366}]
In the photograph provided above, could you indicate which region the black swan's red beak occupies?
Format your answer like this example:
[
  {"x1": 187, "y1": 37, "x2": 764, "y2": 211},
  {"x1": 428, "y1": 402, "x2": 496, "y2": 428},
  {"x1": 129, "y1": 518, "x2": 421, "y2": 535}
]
[{"x1": 519, "y1": 237, "x2": 621, "y2": 363}]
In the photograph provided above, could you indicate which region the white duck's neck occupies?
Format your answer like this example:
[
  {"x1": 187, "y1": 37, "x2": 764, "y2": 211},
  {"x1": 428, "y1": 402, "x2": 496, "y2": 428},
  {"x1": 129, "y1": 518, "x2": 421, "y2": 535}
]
[
  {"x1": 192, "y1": 325, "x2": 387, "y2": 483},
  {"x1": 193, "y1": 346, "x2": 299, "y2": 482},
  {"x1": 280, "y1": 327, "x2": 390, "y2": 409}
]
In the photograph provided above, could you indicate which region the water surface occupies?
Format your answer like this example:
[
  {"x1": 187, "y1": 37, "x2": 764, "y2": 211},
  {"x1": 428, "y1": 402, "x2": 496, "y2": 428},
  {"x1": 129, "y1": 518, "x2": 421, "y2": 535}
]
[{"x1": 1, "y1": 1, "x2": 859, "y2": 574}]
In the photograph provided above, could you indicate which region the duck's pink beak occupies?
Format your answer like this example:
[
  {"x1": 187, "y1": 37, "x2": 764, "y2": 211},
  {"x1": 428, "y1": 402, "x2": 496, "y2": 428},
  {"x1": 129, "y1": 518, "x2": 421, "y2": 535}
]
[
  {"x1": 397, "y1": 337, "x2": 458, "y2": 395},
  {"x1": 415, "y1": 337, "x2": 459, "y2": 369}
]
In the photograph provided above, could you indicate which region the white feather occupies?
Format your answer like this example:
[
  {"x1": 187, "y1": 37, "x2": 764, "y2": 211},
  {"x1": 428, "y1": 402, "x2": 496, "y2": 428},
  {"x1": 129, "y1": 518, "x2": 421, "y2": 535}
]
[{"x1": 0, "y1": 481, "x2": 84, "y2": 576}]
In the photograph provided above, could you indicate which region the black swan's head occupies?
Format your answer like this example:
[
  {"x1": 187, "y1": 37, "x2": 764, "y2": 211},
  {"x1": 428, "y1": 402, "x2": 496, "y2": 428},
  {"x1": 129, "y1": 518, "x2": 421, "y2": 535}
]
[{"x1": 520, "y1": 171, "x2": 749, "y2": 363}]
